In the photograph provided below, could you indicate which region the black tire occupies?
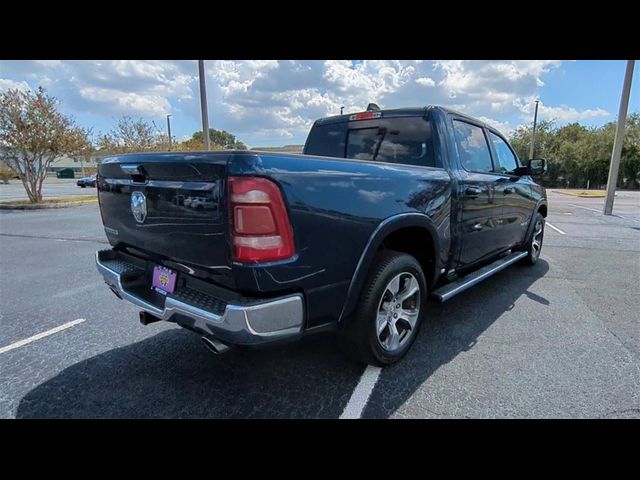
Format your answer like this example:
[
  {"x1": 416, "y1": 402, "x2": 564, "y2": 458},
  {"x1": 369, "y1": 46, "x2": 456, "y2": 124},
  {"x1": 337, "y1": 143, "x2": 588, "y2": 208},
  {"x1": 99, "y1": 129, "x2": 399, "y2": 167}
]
[
  {"x1": 521, "y1": 213, "x2": 545, "y2": 266},
  {"x1": 80, "y1": 185, "x2": 86, "y2": 188},
  {"x1": 341, "y1": 250, "x2": 427, "y2": 366}
]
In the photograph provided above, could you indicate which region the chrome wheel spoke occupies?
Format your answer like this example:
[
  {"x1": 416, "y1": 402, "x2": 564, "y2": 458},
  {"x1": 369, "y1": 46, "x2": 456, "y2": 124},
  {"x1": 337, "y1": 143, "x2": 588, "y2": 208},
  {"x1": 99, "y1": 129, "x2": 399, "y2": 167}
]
[
  {"x1": 534, "y1": 224, "x2": 543, "y2": 237},
  {"x1": 399, "y1": 308, "x2": 419, "y2": 329},
  {"x1": 377, "y1": 310, "x2": 389, "y2": 336},
  {"x1": 386, "y1": 322, "x2": 400, "y2": 350},
  {"x1": 531, "y1": 220, "x2": 543, "y2": 257},
  {"x1": 397, "y1": 276, "x2": 419, "y2": 302},
  {"x1": 386, "y1": 274, "x2": 401, "y2": 296}
]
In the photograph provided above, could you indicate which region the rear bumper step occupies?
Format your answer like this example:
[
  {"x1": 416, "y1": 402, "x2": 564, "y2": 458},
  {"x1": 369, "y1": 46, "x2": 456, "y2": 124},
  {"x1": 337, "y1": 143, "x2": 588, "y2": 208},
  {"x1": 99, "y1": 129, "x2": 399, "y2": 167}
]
[
  {"x1": 95, "y1": 249, "x2": 304, "y2": 345},
  {"x1": 430, "y1": 251, "x2": 527, "y2": 302}
]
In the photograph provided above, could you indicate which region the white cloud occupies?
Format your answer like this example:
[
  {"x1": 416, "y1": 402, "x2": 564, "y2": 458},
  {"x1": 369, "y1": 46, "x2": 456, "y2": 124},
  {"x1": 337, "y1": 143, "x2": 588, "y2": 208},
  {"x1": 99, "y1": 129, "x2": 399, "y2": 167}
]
[
  {"x1": 0, "y1": 59, "x2": 618, "y2": 146},
  {"x1": 477, "y1": 116, "x2": 514, "y2": 136},
  {"x1": 538, "y1": 104, "x2": 609, "y2": 123},
  {"x1": 514, "y1": 98, "x2": 609, "y2": 123},
  {"x1": 34, "y1": 60, "x2": 62, "y2": 68},
  {"x1": 0, "y1": 78, "x2": 30, "y2": 92},
  {"x1": 255, "y1": 128, "x2": 294, "y2": 138},
  {"x1": 79, "y1": 86, "x2": 171, "y2": 117},
  {"x1": 415, "y1": 77, "x2": 435, "y2": 87}
]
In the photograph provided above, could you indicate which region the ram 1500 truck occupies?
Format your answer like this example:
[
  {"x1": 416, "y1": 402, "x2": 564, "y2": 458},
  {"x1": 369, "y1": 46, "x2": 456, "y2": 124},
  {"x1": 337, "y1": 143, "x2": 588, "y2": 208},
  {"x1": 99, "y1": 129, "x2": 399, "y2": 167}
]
[{"x1": 95, "y1": 105, "x2": 547, "y2": 366}]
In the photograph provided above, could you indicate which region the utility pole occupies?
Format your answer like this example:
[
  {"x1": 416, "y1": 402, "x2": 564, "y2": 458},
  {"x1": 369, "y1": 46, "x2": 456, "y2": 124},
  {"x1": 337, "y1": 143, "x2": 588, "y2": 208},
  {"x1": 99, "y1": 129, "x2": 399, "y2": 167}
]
[
  {"x1": 166, "y1": 114, "x2": 172, "y2": 151},
  {"x1": 528, "y1": 99, "x2": 540, "y2": 160},
  {"x1": 198, "y1": 60, "x2": 211, "y2": 150},
  {"x1": 604, "y1": 60, "x2": 635, "y2": 216}
]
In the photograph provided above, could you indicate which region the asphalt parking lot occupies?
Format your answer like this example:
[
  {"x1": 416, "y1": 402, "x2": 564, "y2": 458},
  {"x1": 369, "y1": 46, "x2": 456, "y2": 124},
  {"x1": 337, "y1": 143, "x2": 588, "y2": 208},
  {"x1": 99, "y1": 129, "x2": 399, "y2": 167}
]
[
  {"x1": 0, "y1": 178, "x2": 95, "y2": 202},
  {"x1": 0, "y1": 190, "x2": 638, "y2": 418}
]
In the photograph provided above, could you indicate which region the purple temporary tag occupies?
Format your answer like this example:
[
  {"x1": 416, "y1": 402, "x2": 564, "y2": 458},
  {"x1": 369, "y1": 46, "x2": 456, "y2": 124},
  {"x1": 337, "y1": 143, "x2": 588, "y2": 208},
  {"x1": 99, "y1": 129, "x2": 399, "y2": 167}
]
[{"x1": 152, "y1": 265, "x2": 177, "y2": 294}]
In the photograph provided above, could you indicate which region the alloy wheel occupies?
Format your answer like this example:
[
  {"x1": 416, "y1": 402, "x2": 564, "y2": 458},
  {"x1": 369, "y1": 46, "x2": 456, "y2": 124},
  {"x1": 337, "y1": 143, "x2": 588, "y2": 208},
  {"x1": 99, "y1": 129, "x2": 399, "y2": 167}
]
[{"x1": 376, "y1": 272, "x2": 421, "y2": 352}]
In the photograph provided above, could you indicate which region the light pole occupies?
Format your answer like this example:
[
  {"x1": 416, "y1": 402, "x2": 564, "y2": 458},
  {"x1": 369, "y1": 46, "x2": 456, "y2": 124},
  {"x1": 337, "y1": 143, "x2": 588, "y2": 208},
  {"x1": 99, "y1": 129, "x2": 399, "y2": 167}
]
[
  {"x1": 529, "y1": 99, "x2": 540, "y2": 160},
  {"x1": 604, "y1": 60, "x2": 635, "y2": 216},
  {"x1": 198, "y1": 60, "x2": 211, "y2": 151},
  {"x1": 166, "y1": 114, "x2": 172, "y2": 151},
  {"x1": 340, "y1": 106, "x2": 344, "y2": 115}
]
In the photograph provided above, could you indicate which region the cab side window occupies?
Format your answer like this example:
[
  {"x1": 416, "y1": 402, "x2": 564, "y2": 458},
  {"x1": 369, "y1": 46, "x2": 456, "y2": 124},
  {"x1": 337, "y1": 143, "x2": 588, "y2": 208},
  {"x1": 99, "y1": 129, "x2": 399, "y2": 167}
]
[
  {"x1": 489, "y1": 131, "x2": 519, "y2": 174},
  {"x1": 452, "y1": 120, "x2": 493, "y2": 173}
]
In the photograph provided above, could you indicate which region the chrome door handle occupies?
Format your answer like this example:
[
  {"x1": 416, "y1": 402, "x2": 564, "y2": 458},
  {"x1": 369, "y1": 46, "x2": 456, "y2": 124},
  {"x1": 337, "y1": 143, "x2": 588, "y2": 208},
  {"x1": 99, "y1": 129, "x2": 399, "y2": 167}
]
[{"x1": 465, "y1": 187, "x2": 482, "y2": 198}]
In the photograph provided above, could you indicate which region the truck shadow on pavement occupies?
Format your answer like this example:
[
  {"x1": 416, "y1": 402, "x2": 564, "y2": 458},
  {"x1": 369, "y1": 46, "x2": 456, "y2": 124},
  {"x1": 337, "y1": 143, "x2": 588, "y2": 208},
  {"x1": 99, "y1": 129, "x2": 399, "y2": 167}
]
[
  {"x1": 16, "y1": 260, "x2": 549, "y2": 419},
  {"x1": 362, "y1": 259, "x2": 550, "y2": 418}
]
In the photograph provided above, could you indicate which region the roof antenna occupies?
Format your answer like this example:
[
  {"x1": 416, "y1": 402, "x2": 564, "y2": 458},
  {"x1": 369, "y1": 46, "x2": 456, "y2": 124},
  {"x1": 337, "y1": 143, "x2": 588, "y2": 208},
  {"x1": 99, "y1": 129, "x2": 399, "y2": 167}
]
[{"x1": 366, "y1": 102, "x2": 381, "y2": 111}]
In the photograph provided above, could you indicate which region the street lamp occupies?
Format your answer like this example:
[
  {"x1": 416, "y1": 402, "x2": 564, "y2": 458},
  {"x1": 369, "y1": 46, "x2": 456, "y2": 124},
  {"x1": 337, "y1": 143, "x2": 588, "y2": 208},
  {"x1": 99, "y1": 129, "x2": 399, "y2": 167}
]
[
  {"x1": 529, "y1": 99, "x2": 540, "y2": 160},
  {"x1": 198, "y1": 60, "x2": 211, "y2": 150},
  {"x1": 340, "y1": 106, "x2": 344, "y2": 115},
  {"x1": 604, "y1": 60, "x2": 635, "y2": 215},
  {"x1": 166, "y1": 114, "x2": 172, "y2": 151}
]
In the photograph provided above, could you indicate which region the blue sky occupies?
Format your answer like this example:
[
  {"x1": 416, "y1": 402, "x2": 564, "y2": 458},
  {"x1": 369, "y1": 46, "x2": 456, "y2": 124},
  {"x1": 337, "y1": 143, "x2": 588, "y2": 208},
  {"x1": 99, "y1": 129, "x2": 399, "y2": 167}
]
[{"x1": 0, "y1": 60, "x2": 638, "y2": 148}]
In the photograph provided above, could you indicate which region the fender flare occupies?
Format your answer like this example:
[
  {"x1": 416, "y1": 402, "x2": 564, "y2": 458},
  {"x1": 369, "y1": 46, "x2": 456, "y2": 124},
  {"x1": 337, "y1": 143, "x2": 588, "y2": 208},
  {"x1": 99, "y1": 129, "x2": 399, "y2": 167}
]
[
  {"x1": 337, "y1": 212, "x2": 442, "y2": 323},
  {"x1": 524, "y1": 199, "x2": 548, "y2": 243}
]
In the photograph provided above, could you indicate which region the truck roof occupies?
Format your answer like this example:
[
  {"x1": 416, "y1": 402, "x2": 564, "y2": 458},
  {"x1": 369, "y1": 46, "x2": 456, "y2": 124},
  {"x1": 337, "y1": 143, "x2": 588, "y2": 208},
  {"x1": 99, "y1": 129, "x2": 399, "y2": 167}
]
[{"x1": 314, "y1": 105, "x2": 491, "y2": 129}]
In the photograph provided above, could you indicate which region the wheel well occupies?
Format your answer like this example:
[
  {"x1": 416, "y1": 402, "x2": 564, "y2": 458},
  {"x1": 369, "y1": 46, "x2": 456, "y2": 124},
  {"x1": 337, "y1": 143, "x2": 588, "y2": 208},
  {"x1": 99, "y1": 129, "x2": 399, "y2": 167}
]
[
  {"x1": 378, "y1": 227, "x2": 436, "y2": 286},
  {"x1": 538, "y1": 204, "x2": 547, "y2": 217}
]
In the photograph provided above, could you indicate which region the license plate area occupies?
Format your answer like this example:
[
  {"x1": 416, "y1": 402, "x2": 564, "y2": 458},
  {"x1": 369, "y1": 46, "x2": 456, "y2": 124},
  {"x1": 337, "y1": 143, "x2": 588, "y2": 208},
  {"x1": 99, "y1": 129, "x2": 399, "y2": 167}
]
[{"x1": 152, "y1": 265, "x2": 177, "y2": 295}]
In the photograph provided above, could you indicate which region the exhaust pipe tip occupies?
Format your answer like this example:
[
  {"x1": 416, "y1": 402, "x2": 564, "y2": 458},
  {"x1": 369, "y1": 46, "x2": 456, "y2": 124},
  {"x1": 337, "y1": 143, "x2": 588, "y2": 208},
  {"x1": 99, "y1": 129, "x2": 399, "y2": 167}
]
[{"x1": 202, "y1": 335, "x2": 231, "y2": 355}]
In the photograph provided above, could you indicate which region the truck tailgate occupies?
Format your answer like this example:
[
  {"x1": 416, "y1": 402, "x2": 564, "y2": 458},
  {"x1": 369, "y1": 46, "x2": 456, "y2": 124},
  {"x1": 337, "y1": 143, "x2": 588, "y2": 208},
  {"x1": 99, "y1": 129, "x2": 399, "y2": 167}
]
[{"x1": 97, "y1": 152, "x2": 231, "y2": 272}]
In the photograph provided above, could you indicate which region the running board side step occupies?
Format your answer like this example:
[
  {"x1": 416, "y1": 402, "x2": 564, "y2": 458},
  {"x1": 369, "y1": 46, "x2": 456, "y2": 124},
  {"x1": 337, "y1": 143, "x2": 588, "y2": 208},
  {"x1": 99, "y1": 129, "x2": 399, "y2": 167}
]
[{"x1": 430, "y1": 251, "x2": 528, "y2": 302}]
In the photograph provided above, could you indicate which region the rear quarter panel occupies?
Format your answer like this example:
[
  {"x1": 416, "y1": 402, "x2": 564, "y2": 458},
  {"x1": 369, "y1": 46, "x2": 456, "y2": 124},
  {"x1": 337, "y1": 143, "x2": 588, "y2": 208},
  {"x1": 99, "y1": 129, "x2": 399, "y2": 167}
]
[{"x1": 229, "y1": 153, "x2": 452, "y2": 327}]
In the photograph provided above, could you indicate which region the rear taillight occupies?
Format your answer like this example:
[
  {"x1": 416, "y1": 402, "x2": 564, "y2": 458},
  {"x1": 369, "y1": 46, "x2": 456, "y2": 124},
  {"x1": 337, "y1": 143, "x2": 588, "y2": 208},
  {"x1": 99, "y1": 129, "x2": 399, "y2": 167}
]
[{"x1": 228, "y1": 176, "x2": 295, "y2": 263}]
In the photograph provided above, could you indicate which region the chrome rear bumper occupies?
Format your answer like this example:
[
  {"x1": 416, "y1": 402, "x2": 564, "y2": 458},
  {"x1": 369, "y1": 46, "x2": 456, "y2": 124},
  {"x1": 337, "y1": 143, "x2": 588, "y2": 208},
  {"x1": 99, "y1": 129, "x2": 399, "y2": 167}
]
[{"x1": 95, "y1": 250, "x2": 304, "y2": 345}]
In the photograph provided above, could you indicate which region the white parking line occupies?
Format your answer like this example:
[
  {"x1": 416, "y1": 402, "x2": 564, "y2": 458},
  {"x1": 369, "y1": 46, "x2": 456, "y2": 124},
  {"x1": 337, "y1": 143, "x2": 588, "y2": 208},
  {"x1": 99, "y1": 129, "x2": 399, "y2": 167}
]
[
  {"x1": 568, "y1": 203, "x2": 632, "y2": 220},
  {"x1": 568, "y1": 204, "x2": 602, "y2": 214},
  {"x1": 340, "y1": 365, "x2": 382, "y2": 419},
  {"x1": 0, "y1": 319, "x2": 86, "y2": 355},
  {"x1": 546, "y1": 222, "x2": 566, "y2": 235}
]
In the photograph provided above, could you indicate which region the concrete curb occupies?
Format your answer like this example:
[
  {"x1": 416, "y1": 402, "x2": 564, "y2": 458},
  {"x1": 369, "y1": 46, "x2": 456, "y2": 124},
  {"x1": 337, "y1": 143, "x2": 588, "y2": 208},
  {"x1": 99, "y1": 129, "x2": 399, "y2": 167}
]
[
  {"x1": 552, "y1": 190, "x2": 607, "y2": 198},
  {"x1": 0, "y1": 199, "x2": 98, "y2": 210}
]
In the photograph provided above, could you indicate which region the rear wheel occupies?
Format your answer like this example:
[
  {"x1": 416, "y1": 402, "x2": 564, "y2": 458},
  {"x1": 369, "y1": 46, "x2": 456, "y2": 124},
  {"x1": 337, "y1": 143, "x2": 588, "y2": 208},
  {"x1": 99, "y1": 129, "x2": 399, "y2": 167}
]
[
  {"x1": 342, "y1": 251, "x2": 426, "y2": 366},
  {"x1": 522, "y1": 213, "x2": 545, "y2": 265}
]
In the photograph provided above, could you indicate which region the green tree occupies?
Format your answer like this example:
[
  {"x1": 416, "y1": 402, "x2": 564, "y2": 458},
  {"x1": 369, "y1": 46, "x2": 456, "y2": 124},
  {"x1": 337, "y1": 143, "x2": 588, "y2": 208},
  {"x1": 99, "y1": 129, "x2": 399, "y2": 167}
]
[
  {"x1": 509, "y1": 113, "x2": 640, "y2": 190},
  {"x1": 184, "y1": 128, "x2": 247, "y2": 150},
  {"x1": 0, "y1": 87, "x2": 92, "y2": 202},
  {"x1": 510, "y1": 120, "x2": 559, "y2": 186},
  {"x1": 97, "y1": 115, "x2": 170, "y2": 154},
  {"x1": 619, "y1": 113, "x2": 640, "y2": 189}
]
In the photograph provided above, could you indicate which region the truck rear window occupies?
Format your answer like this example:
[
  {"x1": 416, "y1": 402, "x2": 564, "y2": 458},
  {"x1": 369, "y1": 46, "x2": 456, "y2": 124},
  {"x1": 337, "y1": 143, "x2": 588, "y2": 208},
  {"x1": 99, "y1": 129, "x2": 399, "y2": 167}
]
[{"x1": 304, "y1": 116, "x2": 439, "y2": 168}]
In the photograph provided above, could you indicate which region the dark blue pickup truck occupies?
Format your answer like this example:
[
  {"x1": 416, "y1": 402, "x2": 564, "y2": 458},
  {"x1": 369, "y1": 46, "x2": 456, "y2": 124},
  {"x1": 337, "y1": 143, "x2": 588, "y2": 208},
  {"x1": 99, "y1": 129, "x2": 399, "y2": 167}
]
[{"x1": 95, "y1": 105, "x2": 547, "y2": 366}]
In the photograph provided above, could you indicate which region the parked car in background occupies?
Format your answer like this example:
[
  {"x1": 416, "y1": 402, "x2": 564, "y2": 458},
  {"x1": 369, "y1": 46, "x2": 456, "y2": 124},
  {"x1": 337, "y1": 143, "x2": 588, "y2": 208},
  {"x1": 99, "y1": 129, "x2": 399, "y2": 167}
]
[
  {"x1": 95, "y1": 105, "x2": 547, "y2": 366},
  {"x1": 188, "y1": 196, "x2": 216, "y2": 210},
  {"x1": 77, "y1": 174, "x2": 97, "y2": 188}
]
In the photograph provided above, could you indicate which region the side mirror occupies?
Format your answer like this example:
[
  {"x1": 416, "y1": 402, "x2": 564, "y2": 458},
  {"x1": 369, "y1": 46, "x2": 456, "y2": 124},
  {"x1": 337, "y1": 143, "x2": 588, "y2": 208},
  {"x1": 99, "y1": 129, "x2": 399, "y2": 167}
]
[{"x1": 528, "y1": 158, "x2": 547, "y2": 176}]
